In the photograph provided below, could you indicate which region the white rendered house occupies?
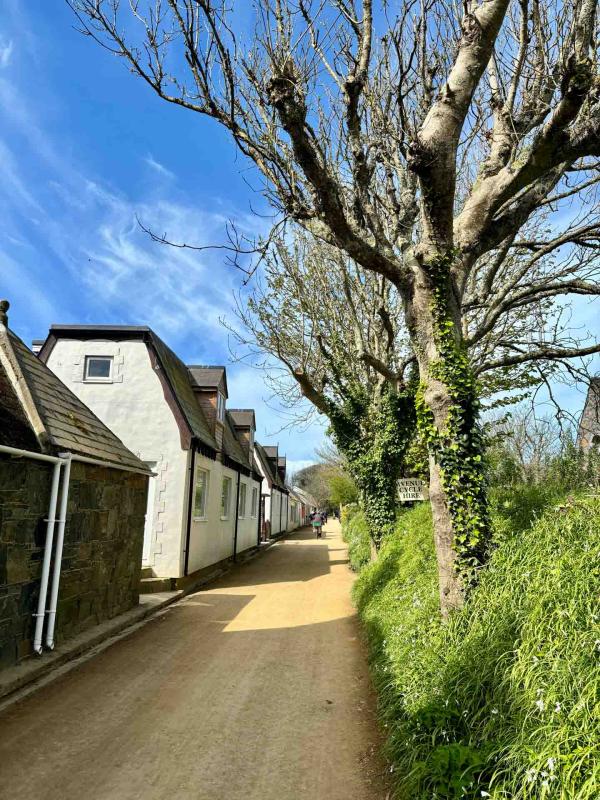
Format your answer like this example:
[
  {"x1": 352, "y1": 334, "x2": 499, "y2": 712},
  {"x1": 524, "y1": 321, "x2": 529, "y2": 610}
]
[
  {"x1": 39, "y1": 326, "x2": 262, "y2": 583},
  {"x1": 253, "y1": 443, "x2": 289, "y2": 539}
]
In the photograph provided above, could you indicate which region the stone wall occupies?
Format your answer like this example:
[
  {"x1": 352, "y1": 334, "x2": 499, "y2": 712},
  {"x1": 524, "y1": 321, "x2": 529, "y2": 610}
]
[{"x1": 0, "y1": 455, "x2": 147, "y2": 668}]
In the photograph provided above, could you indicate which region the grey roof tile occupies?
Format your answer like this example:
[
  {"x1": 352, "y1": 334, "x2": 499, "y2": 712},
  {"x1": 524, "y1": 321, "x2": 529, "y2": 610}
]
[
  {"x1": 228, "y1": 409, "x2": 255, "y2": 429},
  {"x1": 2, "y1": 328, "x2": 147, "y2": 472},
  {"x1": 188, "y1": 366, "x2": 228, "y2": 397},
  {"x1": 149, "y1": 335, "x2": 218, "y2": 453}
]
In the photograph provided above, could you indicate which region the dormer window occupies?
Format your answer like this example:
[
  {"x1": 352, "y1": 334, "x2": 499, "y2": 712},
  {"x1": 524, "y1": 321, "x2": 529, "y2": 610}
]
[
  {"x1": 217, "y1": 391, "x2": 226, "y2": 424},
  {"x1": 84, "y1": 356, "x2": 113, "y2": 382}
]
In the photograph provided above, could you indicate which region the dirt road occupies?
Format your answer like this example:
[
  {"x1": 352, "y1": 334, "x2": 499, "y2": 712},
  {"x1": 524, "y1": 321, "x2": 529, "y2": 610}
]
[{"x1": 0, "y1": 521, "x2": 388, "y2": 800}]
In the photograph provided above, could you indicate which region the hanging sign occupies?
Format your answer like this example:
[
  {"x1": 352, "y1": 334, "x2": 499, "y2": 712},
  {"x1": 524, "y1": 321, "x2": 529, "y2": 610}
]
[{"x1": 397, "y1": 478, "x2": 425, "y2": 502}]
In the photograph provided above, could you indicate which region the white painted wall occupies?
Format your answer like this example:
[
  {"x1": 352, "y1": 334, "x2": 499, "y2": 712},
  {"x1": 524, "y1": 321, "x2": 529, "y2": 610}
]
[
  {"x1": 235, "y1": 475, "x2": 260, "y2": 553},
  {"x1": 45, "y1": 338, "x2": 190, "y2": 578},
  {"x1": 187, "y1": 458, "x2": 260, "y2": 570}
]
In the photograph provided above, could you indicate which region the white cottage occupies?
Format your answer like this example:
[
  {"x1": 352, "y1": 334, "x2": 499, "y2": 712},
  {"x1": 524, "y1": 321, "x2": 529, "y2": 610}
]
[
  {"x1": 38, "y1": 326, "x2": 262, "y2": 585},
  {"x1": 253, "y1": 442, "x2": 289, "y2": 539}
]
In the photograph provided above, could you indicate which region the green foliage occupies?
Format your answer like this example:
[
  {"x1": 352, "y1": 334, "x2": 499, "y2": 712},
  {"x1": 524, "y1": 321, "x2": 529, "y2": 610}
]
[
  {"x1": 354, "y1": 495, "x2": 600, "y2": 799},
  {"x1": 329, "y1": 471, "x2": 359, "y2": 507},
  {"x1": 416, "y1": 251, "x2": 490, "y2": 584},
  {"x1": 488, "y1": 432, "x2": 600, "y2": 538},
  {"x1": 328, "y1": 383, "x2": 416, "y2": 547},
  {"x1": 341, "y1": 508, "x2": 372, "y2": 571}
]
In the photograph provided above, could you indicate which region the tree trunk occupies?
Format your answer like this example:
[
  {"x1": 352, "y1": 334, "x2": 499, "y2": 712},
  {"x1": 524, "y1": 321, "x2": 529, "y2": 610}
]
[{"x1": 407, "y1": 255, "x2": 490, "y2": 615}]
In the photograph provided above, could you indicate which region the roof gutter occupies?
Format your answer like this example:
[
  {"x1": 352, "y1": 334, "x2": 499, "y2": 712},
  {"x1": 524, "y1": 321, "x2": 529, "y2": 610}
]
[{"x1": 66, "y1": 452, "x2": 153, "y2": 476}]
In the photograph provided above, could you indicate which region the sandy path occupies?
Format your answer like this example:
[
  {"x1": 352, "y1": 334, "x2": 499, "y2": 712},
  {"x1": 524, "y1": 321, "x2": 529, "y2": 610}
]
[{"x1": 0, "y1": 520, "x2": 388, "y2": 800}]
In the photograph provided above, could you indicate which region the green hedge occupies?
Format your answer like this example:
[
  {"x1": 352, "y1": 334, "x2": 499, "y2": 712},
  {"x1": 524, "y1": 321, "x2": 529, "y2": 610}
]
[
  {"x1": 341, "y1": 506, "x2": 371, "y2": 571},
  {"x1": 352, "y1": 495, "x2": 600, "y2": 799}
]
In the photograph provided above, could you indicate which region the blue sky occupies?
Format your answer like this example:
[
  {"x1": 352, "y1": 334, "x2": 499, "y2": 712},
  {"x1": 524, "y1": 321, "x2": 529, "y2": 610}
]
[
  {"x1": 0, "y1": 1, "x2": 596, "y2": 466},
  {"x1": 0, "y1": 0, "x2": 326, "y2": 475}
]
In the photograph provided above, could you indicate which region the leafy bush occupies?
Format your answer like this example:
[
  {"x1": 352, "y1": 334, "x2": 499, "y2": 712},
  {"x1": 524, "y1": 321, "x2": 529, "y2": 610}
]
[
  {"x1": 342, "y1": 508, "x2": 372, "y2": 571},
  {"x1": 354, "y1": 496, "x2": 600, "y2": 799}
]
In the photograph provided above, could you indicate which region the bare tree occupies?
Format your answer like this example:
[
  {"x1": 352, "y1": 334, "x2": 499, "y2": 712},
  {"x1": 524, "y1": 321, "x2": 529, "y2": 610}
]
[
  {"x1": 231, "y1": 227, "x2": 416, "y2": 546},
  {"x1": 69, "y1": 0, "x2": 600, "y2": 612}
]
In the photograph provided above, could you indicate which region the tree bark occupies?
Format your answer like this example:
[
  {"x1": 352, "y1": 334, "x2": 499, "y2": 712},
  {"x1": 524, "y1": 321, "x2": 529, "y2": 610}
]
[
  {"x1": 407, "y1": 259, "x2": 489, "y2": 615},
  {"x1": 428, "y1": 457, "x2": 463, "y2": 613}
]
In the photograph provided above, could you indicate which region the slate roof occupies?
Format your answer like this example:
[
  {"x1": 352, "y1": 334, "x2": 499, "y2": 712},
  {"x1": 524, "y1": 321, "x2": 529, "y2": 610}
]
[
  {"x1": 0, "y1": 358, "x2": 41, "y2": 452},
  {"x1": 0, "y1": 325, "x2": 148, "y2": 472},
  {"x1": 39, "y1": 325, "x2": 217, "y2": 455},
  {"x1": 263, "y1": 445, "x2": 278, "y2": 460},
  {"x1": 292, "y1": 487, "x2": 318, "y2": 509},
  {"x1": 255, "y1": 442, "x2": 287, "y2": 491},
  {"x1": 222, "y1": 411, "x2": 251, "y2": 471},
  {"x1": 187, "y1": 366, "x2": 228, "y2": 398},
  {"x1": 229, "y1": 409, "x2": 255, "y2": 429},
  {"x1": 149, "y1": 336, "x2": 217, "y2": 453}
]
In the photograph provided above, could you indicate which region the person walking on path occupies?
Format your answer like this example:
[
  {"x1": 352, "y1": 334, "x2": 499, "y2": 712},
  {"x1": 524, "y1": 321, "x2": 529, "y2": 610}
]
[{"x1": 312, "y1": 510, "x2": 324, "y2": 538}]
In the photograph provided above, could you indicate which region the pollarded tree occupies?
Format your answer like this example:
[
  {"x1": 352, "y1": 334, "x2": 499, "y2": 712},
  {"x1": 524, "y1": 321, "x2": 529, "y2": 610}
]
[
  {"x1": 70, "y1": 0, "x2": 600, "y2": 611},
  {"x1": 232, "y1": 228, "x2": 417, "y2": 547}
]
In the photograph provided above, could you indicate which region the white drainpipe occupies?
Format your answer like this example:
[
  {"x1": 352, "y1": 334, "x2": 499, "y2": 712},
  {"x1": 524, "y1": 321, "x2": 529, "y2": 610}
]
[
  {"x1": 0, "y1": 445, "x2": 150, "y2": 654},
  {"x1": 44, "y1": 452, "x2": 151, "y2": 649},
  {"x1": 0, "y1": 446, "x2": 67, "y2": 656},
  {"x1": 45, "y1": 454, "x2": 72, "y2": 650}
]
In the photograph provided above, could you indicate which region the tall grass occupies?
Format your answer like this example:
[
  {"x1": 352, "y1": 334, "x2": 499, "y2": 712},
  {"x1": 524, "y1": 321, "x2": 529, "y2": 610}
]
[
  {"x1": 351, "y1": 495, "x2": 600, "y2": 799},
  {"x1": 341, "y1": 503, "x2": 371, "y2": 571}
]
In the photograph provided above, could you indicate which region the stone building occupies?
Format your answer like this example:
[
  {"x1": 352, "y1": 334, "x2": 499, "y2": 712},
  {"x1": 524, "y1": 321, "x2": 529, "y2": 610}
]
[
  {"x1": 577, "y1": 377, "x2": 600, "y2": 453},
  {"x1": 0, "y1": 302, "x2": 149, "y2": 668}
]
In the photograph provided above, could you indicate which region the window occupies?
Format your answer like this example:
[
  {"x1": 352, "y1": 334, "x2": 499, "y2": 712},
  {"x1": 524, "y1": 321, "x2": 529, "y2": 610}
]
[
  {"x1": 84, "y1": 356, "x2": 113, "y2": 382},
  {"x1": 217, "y1": 392, "x2": 226, "y2": 423},
  {"x1": 251, "y1": 487, "x2": 258, "y2": 518},
  {"x1": 193, "y1": 468, "x2": 209, "y2": 520},
  {"x1": 238, "y1": 482, "x2": 247, "y2": 518},
  {"x1": 221, "y1": 476, "x2": 232, "y2": 519}
]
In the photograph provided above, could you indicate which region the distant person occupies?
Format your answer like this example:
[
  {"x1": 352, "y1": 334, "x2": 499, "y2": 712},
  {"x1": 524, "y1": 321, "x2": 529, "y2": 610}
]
[{"x1": 312, "y1": 511, "x2": 324, "y2": 538}]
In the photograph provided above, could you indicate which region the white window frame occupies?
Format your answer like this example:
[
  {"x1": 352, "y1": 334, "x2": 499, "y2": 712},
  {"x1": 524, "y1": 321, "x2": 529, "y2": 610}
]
[
  {"x1": 217, "y1": 391, "x2": 226, "y2": 424},
  {"x1": 193, "y1": 467, "x2": 210, "y2": 521},
  {"x1": 84, "y1": 355, "x2": 113, "y2": 383},
  {"x1": 250, "y1": 487, "x2": 258, "y2": 518},
  {"x1": 221, "y1": 476, "x2": 232, "y2": 520},
  {"x1": 238, "y1": 481, "x2": 247, "y2": 518}
]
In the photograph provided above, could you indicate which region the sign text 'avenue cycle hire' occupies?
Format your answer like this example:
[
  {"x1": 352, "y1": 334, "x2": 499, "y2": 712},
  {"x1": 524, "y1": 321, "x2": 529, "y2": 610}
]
[{"x1": 397, "y1": 478, "x2": 425, "y2": 502}]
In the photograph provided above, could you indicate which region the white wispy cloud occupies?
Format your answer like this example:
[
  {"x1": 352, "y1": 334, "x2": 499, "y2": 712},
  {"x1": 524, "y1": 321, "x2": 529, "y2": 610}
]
[
  {"x1": 0, "y1": 39, "x2": 13, "y2": 68},
  {"x1": 0, "y1": 21, "x2": 329, "y2": 461},
  {"x1": 144, "y1": 154, "x2": 175, "y2": 179}
]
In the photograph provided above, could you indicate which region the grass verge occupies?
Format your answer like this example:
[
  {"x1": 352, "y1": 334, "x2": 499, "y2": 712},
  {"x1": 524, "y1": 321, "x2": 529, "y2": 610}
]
[{"x1": 350, "y1": 495, "x2": 600, "y2": 799}]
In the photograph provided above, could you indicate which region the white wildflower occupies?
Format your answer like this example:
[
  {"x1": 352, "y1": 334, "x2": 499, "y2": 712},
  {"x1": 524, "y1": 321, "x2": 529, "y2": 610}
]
[
  {"x1": 554, "y1": 702, "x2": 561, "y2": 713},
  {"x1": 535, "y1": 698, "x2": 545, "y2": 712},
  {"x1": 525, "y1": 768, "x2": 537, "y2": 782},
  {"x1": 491, "y1": 708, "x2": 499, "y2": 715},
  {"x1": 547, "y1": 757, "x2": 555, "y2": 772},
  {"x1": 481, "y1": 792, "x2": 491, "y2": 798}
]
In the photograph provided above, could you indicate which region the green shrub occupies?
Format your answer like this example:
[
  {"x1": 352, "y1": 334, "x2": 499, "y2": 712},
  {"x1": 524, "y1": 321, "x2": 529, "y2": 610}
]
[
  {"x1": 489, "y1": 483, "x2": 566, "y2": 540},
  {"x1": 355, "y1": 496, "x2": 600, "y2": 799},
  {"x1": 342, "y1": 508, "x2": 372, "y2": 571}
]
